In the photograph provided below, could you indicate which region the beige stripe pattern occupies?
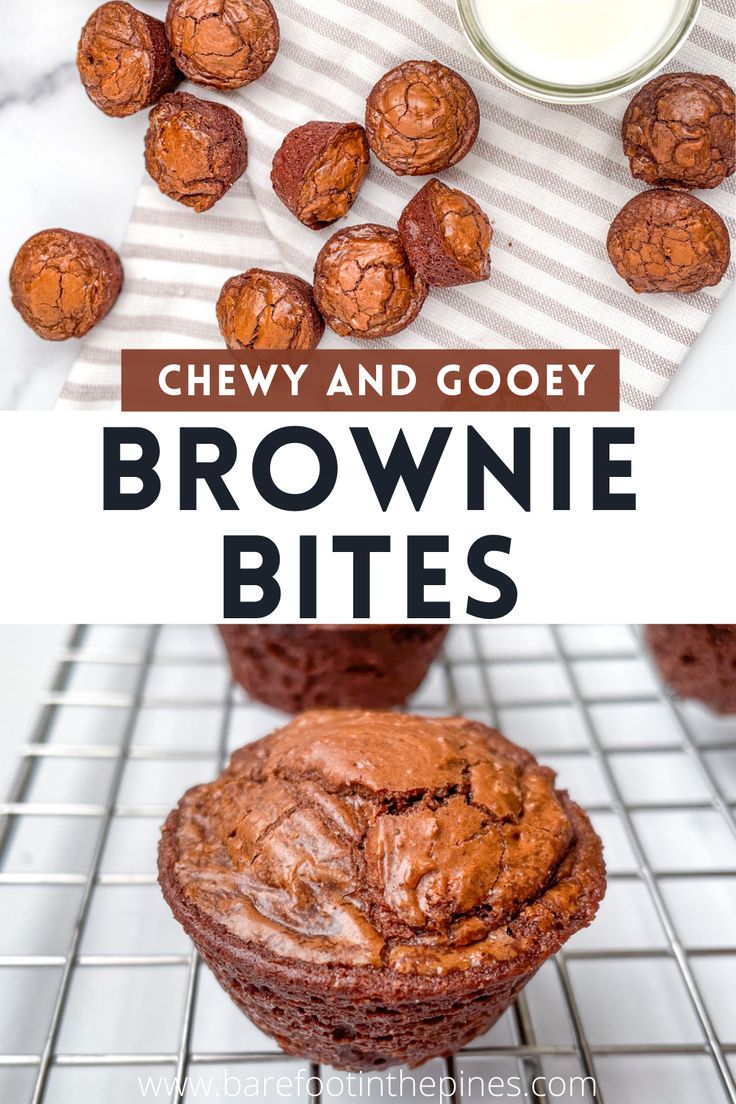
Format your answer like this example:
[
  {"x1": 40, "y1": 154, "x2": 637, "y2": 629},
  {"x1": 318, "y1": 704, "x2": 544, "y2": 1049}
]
[{"x1": 60, "y1": 0, "x2": 735, "y2": 410}]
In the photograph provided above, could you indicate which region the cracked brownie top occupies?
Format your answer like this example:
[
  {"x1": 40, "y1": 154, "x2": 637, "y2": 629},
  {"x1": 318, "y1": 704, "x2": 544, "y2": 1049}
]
[
  {"x1": 9, "y1": 229, "x2": 123, "y2": 341},
  {"x1": 165, "y1": 0, "x2": 280, "y2": 91},
  {"x1": 607, "y1": 188, "x2": 730, "y2": 294},
  {"x1": 622, "y1": 72, "x2": 735, "y2": 191},
  {"x1": 144, "y1": 91, "x2": 248, "y2": 212},
  {"x1": 365, "y1": 60, "x2": 480, "y2": 176},
  {"x1": 313, "y1": 224, "x2": 428, "y2": 339},
  {"x1": 216, "y1": 268, "x2": 324, "y2": 349},
  {"x1": 77, "y1": 1, "x2": 180, "y2": 118},
  {"x1": 164, "y1": 710, "x2": 605, "y2": 977},
  {"x1": 271, "y1": 121, "x2": 370, "y2": 230}
]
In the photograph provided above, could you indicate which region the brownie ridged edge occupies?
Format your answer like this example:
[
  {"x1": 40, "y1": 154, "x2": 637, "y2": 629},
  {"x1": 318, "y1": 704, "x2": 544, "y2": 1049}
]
[
  {"x1": 398, "y1": 178, "x2": 491, "y2": 287},
  {"x1": 645, "y1": 624, "x2": 736, "y2": 714},
  {"x1": 218, "y1": 624, "x2": 447, "y2": 712}
]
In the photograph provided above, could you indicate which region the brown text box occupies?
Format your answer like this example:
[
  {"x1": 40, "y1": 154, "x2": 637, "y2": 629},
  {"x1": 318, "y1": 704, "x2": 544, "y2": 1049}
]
[{"x1": 121, "y1": 349, "x2": 620, "y2": 412}]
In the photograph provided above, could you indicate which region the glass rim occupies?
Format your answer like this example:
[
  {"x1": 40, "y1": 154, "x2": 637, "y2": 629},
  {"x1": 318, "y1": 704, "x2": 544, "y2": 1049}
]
[{"x1": 455, "y1": 0, "x2": 703, "y2": 104}]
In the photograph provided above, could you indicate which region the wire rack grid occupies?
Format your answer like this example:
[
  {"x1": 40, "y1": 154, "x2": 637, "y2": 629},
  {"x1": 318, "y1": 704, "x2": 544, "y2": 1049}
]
[{"x1": 0, "y1": 624, "x2": 735, "y2": 1104}]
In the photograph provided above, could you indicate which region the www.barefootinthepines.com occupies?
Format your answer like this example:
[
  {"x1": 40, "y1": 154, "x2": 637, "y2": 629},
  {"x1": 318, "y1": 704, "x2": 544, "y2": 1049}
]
[{"x1": 136, "y1": 1068, "x2": 597, "y2": 1099}]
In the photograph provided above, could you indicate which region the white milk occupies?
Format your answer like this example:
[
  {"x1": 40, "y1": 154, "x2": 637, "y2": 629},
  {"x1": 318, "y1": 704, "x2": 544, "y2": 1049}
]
[{"x1": 472, "y1": 0, "x2": 685, "y2": 86}]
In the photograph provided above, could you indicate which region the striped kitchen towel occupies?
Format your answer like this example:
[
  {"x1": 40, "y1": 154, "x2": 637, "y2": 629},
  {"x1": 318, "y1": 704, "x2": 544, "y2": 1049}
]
[{"x1": 59, "y1": 0, "x2": 735, "y2": 410}]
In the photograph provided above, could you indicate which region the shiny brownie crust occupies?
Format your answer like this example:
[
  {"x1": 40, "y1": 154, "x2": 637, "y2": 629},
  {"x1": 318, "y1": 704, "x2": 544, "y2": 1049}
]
[
  {"x1": 313, "y1": 223, "x2": 428, "y2": 339},
  {"x1": 622, "y1": 72, "x2": 735, "y2": 190},
  {"x1": 10, "y1": 228, "x2": 123, "y2": 341},
  {"x1": 219, "y1": 624, "x2": 447, "y2": 711},
  {"x1": 165, "y1": 0, "x2": 279, "y2": 91},
  {"x1": 144, "y1": 91, "x2": 248, "y2": 212},
  {"x1": 365, "y1": 60, "x2": 479, "y2": 176},
  {"x1": 77, "y1": 1, "x2": 180, "y2": 117},
  {"x1": 216, "y1": 269, "x2": 324, "y2": 349},
  {"x1": 606, "y1": 188, "x2": 730, "y2": 293}
]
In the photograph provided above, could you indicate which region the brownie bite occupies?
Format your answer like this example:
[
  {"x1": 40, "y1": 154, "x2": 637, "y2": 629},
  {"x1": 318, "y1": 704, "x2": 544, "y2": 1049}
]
[
  {"x1": 607, "y1": 189, "x2": 730, "y2": 293},
  {"x1": 271, "y1": 121, "x2": 370, "y2": 230},
  {"x1": 165, "y1": 0, "x2": 279, "y2": 90},
  {"x1": 313, "y1": 224, "x2": 428, "y2": 339},
  {"x1": 398, "y1": 178, "x2": 492, "y2": 286},
  {"x1": 365, "y1": 60, "x2": 479, "y2": 176},
  {"x1": 10, "y1": 229, "x2": 123, "y2": 341},
  {"x1": 623, "y1": 72, "x2": 735, "y2": 191},
  {"x1": 159, "y1": 710, "x2": 605, "y2": 1070},
  {"x1": 219, "y1": 624, "x2": 447, "y2": 712},
  {"x1": 646, "y1": 625, "x2": 736, "y2": 715},
  {"x1": 77, "y1": 1, "x2": 179, "y2": 117},
  {"x1": 217, "y1": 269, "x2": 324, "y2": 350},
  {"x1": 145, "y1": 92, "x2": 247, "y2": 212}
]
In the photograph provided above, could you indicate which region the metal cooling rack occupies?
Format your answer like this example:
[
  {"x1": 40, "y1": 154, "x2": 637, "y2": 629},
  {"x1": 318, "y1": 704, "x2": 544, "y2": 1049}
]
[{"x1": 0, "y1": 624, "x2": 735, "y2": 1104}]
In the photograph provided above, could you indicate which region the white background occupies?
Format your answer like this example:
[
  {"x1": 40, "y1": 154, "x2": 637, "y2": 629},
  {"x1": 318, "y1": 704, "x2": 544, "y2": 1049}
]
[
  {"x1": 0, "y1": 1, "x2": 733, "y2": 411},
  {"x1": 0, "y1": 412, "x2": 733, "y2": 623}
]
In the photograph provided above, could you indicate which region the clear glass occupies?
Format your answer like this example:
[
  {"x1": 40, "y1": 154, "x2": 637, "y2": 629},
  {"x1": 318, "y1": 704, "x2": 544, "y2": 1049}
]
[{"x1": 456, "y1": 0, "x2": 702, "y2": 103}]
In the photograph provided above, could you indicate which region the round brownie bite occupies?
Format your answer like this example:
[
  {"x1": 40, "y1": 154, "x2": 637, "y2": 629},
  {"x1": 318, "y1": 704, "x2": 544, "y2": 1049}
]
[
  {"x1": 217, "y1": 269, "x2": 324, "y2": 350},
  {"x1": 165, "y1": 0, "x2": 279, "y2": 90},
  {"x1": 622, "y1": 72, "x2": 735, "y2": 191},
  {"x1": 365, "y1": 59, "x2": 479, "y2": 176},
  {"x1": 219, "y1": 624, "x2": 447, "y2": 711},
  {"x1": 145, "y1": 91, "x2": 248, "y2": 212},
  {"x1": 271, "y1": 121, "x2": 370, "y2": 230},
  {"x1": 77, "y1": 1, "x2": 179, "y2": 118},
  {"x1": 607, "y1": 189, "x2": 730, "y2": 293},
  {"x1": 159, "y1": 709, "x2": 605, "y2": 1070},
  {"x1": 313, "y1": 224, "x2": 428, "y2": 339},
  {"x1": 10, "y1": 229, "x2": 123, "y2": 341},
  {"x1": 398, "y1": 178, "x2": 492, "y2": 286},
  {"x1": 646, "y1": 625, "x2": 736, "y2": 715}
]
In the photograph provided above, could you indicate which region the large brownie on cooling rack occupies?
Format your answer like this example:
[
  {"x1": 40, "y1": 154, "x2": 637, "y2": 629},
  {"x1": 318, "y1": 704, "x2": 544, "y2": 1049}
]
[
  {"x1": 218, "y1": 624, "x2": 447, "y2": 712},
  {"x1": 159, "y1": 709, "x2": 605, "y2": 1070}
]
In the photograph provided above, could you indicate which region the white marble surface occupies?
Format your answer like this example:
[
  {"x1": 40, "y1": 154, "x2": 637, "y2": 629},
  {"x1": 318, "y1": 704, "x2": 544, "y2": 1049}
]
[
  {"x1": 1, "y1": 0, "x2": 734, "y2": 410},
  {"x1": 0, "y1": 2, "x2": 164, "y2": 409}
]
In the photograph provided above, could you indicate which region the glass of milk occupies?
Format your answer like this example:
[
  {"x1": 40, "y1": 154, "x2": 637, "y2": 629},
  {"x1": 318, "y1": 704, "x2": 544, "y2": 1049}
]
[{"x1": 456, "y1": 0, "x2": 702, "y2": 102}]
